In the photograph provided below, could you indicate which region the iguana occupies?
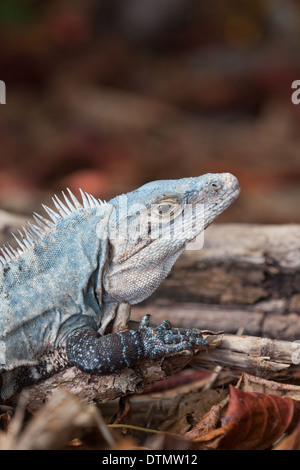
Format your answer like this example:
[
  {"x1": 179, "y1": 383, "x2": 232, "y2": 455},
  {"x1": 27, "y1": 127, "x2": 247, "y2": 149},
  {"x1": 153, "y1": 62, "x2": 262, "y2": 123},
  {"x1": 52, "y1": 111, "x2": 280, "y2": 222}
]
[{"x1": 0, "y1": 173, "x2": 240, "y2": 400}]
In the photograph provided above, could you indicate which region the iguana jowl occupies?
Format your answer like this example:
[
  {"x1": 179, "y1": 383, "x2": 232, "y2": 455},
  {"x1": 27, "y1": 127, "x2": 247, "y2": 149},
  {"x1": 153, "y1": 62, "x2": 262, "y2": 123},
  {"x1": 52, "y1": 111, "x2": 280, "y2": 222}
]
[{"x1": 0, "y1": 173, "x2": 240, "y2": 399}]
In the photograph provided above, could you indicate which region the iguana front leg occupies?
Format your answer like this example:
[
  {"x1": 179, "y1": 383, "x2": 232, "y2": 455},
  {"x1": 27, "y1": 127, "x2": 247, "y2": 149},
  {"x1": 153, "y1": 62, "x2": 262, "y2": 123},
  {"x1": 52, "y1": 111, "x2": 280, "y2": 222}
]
[{"x1": 65, "y1": 315, "x2": 208, "y2": 374}]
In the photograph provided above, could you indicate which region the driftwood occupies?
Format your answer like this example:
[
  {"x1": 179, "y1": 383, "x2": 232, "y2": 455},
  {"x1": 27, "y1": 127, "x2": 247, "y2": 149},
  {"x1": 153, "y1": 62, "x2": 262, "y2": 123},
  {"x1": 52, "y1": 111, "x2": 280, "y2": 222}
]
[{"x1": 1, "y1": 215, "x2": 300, "y2": 409}]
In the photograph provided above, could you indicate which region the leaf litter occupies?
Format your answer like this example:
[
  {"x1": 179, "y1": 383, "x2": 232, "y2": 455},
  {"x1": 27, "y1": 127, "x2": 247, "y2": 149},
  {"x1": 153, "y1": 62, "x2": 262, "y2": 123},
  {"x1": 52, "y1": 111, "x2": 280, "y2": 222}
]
[{"x1": 0, "y1": 370, "x2": 300, "y2": 450}]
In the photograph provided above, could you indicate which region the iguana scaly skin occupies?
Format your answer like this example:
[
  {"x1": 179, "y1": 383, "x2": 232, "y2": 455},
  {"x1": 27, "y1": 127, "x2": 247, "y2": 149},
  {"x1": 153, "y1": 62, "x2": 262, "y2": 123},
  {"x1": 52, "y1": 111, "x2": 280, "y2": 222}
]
[{"x1": 0, "y1": 173, "x2": 240, "y2": 399}]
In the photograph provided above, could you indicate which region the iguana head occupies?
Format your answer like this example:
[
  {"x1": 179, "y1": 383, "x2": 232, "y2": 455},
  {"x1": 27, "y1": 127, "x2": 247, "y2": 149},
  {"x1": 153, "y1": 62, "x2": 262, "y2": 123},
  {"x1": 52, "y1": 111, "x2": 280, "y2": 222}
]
[{"x1": 103, "y1": 173, "x2": 240, "y2": 305}]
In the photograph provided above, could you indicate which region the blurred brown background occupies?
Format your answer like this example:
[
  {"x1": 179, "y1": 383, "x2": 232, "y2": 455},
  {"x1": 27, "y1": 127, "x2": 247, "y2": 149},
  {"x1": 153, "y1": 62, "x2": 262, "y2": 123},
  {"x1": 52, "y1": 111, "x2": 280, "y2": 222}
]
[{"x1": 0, "y1": 0, "x2": 300, "y2": 223}]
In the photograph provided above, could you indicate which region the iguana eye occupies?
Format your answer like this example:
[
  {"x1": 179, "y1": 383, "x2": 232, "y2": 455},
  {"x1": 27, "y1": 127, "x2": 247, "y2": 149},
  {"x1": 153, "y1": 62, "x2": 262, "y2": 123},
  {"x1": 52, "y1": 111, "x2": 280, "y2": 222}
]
[
  {"x1": 156, "y1": 203, "x2": 174, "y2": 216},
  {"x1": 152, "y1": 199, "x2": 181, "y2": 218}
]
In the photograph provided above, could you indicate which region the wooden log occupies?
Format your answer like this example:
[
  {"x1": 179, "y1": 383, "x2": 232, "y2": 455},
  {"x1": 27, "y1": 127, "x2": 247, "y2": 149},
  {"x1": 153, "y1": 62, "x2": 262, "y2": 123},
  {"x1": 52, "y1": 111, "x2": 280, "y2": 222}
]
[
  {"x1": 141, "y1": 224, "x2": 300, "y2": 308},
  {"x1": 131, "y1": 304, "x2": 300, "y2": 341}
]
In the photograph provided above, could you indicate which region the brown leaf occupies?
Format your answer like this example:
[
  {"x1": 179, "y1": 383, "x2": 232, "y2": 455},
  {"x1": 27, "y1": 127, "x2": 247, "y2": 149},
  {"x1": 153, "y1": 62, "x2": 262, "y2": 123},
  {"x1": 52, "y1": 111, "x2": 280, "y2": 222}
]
[
  {"x1": 182, "y1": 396, "x2": 229, "y2": 440},
  {"x1": 186, "y1": 386, "x2": 300, "y2": 450},
  {"x1": 159, "y1": 389, "x2": 228, "y2": 435},
  {"x1": 219, "y1": 387, "x2": 300, "y2": 450}
]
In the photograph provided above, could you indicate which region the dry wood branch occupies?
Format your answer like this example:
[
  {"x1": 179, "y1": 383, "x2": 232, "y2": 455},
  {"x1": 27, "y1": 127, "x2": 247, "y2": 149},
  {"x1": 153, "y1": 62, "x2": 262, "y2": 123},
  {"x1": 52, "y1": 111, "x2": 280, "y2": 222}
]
[{"x1": 195, "y1": 333, "x2": 299, "y2": 376}]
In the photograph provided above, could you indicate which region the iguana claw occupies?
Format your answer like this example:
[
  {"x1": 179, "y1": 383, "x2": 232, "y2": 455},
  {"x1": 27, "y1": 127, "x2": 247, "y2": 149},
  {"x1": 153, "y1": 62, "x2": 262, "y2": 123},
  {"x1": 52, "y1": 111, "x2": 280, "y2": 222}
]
[{"x1": 138, "y1": 314, "x2": 209, "y2": 359}]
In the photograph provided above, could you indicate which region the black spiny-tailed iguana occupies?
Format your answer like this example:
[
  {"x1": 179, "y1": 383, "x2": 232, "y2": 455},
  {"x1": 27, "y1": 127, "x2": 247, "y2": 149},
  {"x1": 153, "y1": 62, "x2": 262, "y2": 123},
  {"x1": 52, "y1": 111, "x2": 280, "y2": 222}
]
[{"x1": 0, "y1": 173, "x2": 240, "y2": 400}]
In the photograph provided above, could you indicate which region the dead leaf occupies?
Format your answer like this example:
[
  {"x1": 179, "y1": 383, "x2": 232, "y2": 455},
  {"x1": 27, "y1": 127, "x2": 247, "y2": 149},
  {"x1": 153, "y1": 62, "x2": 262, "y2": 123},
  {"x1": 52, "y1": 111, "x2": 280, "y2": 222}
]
[
  {"x1": 185, "y1": 386, "x2": 300, "y2": 450},
  {"x1": 182, "y1": 396, "x2": 229, "y2": 440},
  {"x1": 221, "y1": 387, "x2": 300, "y2": 449},
  {"x1": 159, "y1": 388, "x2": 227, "y2": 435}
]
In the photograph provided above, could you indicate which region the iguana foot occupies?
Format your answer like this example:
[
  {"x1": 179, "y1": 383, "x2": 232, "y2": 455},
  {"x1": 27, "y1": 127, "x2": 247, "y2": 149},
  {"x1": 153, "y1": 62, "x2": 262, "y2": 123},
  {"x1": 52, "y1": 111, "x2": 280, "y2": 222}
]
[
  {"x1": 66, "y1": 314, "x2": 208, "y2": 375},
  {"x1": 138, "y1": 314, "x2": 209, "y2": 359}
]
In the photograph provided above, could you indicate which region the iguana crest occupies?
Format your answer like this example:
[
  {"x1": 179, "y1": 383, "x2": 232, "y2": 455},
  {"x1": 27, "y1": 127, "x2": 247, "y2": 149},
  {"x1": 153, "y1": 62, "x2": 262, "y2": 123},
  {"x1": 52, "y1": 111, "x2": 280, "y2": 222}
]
[{"x1": 0, "y1": 189, "x2": 106, "y2": 266}]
